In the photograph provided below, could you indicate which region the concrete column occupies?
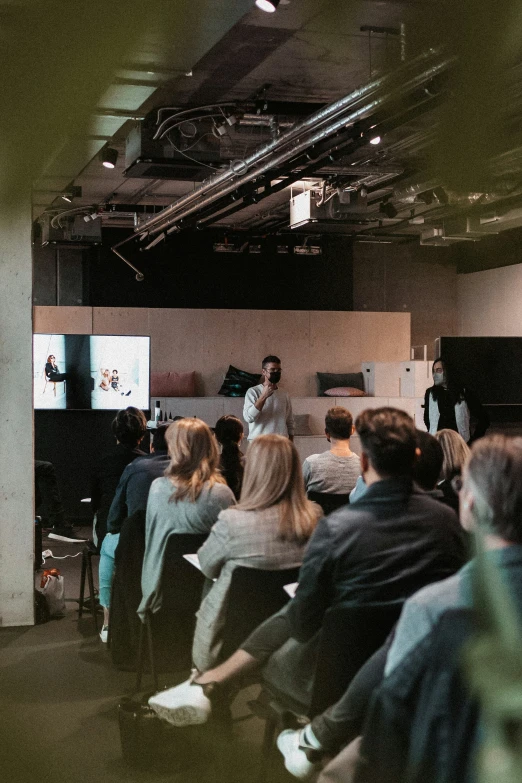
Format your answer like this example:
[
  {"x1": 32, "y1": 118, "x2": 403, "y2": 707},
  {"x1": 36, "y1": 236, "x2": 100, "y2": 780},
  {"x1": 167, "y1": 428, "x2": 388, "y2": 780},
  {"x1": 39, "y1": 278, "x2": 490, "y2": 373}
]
[{"x1": 0, "y1": 199, "x2": 35, "y2": 626}]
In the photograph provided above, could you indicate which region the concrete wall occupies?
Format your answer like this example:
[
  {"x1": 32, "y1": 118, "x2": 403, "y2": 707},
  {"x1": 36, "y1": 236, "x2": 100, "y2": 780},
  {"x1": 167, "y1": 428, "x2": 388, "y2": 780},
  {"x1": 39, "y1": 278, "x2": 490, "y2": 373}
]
[
  {"x1": 34, "y1": 306, "x2": 411, "y2": 396},
  {"x1": 457, "y1": 263, "x2": 522, "y2": 336},
  {"x1": 352, "y1": 243, "x2": 458, "y2": 358}
]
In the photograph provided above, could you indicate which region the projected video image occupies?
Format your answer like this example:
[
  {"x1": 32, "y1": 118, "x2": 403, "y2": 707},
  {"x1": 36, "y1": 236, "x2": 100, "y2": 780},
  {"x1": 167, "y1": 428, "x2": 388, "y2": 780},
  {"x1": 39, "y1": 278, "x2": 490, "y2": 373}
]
[{"x1": 33, "y1": 334, "x2": 150, "y2": 410}]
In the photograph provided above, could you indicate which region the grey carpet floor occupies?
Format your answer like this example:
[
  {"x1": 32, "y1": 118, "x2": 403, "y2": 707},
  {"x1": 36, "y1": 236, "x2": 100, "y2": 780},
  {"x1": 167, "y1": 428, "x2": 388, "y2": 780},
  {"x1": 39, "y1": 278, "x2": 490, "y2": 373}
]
[{"x1": 0, "y1": 527, "x2": 292, "y2": 783}]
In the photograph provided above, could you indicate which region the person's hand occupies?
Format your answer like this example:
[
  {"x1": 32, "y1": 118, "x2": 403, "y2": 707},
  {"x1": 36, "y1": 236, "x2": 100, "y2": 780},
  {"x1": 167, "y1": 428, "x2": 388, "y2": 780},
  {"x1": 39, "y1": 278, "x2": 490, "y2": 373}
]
[{"x1": 261, "y1": 382, "x2": 276, "y2": 399}]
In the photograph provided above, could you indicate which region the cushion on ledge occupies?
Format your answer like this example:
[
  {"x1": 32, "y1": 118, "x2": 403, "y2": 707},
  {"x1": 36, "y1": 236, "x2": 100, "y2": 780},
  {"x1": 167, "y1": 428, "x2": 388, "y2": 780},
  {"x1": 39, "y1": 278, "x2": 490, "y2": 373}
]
[
  {"x1": 317, "y1": 372, "x2": 364, "y2": 396},
  {"x1": 293, "y1": 414, "x2": 312, "y2": 436},
  {"x1": 151, "y1": 371, "x2": 196, "y2": 397},
  {"x1": 324, "y1": 387, "x2": 367, "y2": 397},
  {"x1": 218, "y1": 365, "x2": 262, "y2": 397}
]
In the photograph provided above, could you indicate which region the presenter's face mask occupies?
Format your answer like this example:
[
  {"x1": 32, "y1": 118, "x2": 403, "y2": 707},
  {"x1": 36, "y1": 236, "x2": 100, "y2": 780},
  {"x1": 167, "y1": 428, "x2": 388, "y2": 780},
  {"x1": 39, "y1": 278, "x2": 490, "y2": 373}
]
[
  {"x1": 269, "y1": 370, "x2": 281, "y2": 384},
  {"x1": 433, "y1": 370, "x2": 445, "y2": 386}
]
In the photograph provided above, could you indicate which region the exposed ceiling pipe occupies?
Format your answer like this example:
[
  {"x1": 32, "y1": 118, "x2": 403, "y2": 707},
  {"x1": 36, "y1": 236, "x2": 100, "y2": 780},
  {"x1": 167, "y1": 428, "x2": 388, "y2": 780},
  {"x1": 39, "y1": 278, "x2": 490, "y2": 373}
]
[
  {"x1": 134, "y1": 47, "x2": 449, "y2": 237},
  {"x1": 142, "y1": 57, "x2": 452, "y2": 238}
]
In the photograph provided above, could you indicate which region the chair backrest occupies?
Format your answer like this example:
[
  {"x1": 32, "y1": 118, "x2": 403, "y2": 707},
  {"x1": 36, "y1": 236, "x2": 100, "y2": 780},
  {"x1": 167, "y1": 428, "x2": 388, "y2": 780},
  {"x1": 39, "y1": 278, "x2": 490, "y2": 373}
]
[
  {"x1": 308, "y1": 602, "x2": 403, "y2": 717},
  {"x1": 307, "y1": 491, "x2": 351, "y2": 515},
  {"x1": 148, "y1": 532, "x2": 209, "y2": 671},
  {"x1": 219, "y1": 565, "x2": 301, "y2": 662}
]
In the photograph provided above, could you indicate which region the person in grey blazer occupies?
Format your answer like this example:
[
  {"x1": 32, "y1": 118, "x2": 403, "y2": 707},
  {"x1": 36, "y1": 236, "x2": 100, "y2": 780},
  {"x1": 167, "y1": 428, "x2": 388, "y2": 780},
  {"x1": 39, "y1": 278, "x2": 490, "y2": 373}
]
[{"x1": 192, "y1": 434, "x2": 322, "y2": 672}]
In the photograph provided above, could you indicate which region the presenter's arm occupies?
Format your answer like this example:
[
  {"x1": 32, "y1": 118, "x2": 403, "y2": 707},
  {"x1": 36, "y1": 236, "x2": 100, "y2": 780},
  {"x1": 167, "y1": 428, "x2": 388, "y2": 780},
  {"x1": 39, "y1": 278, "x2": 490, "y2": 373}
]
[
  {"x1": 286, "y1": 397, "x2": 294, "y2": 441},
  {"x1": 243, "y1": 385, "x2": 272, "y2": 422}
]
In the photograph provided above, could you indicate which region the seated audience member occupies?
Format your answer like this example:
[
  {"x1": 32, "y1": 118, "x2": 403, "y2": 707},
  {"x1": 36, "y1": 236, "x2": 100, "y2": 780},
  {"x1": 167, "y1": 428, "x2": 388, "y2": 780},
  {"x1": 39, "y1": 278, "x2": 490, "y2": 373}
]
[
  {"x1": 302, "y1": 407, "x2": 360, "y2": 496},
  {"x1": 90, "y1": 407, "x2": 147, "y2": 548},
  {"x1": 138, "y1": 418, "x2": 236, "y2": 622},
  {"x1": 344, "y1": 434, "x2": 522, "y2": 783},
  {"x1": 151, "y1": 407, "x2": 466, "y2": 728},
  {"x1": 36, "y1": 459, "x2": 87, "y2": 543},
  {"x1": 192, "y1": 434, "x2": 321, "y2": 672},
  {"x1": 214, "y1": 414, "x2": 245, "y2": 500},
  {"x1": 98, "y1": 424, "x2": 170, "y2": 643},
  {"x1": 435, "y1": 427, "x2": 471, "y2": 513}
]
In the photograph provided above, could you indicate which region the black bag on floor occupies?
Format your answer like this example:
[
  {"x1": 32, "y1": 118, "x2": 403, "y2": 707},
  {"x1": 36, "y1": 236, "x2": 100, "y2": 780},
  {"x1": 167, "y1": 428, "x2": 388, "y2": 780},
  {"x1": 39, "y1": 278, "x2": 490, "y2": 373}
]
[{"x1": 118, "y1": 693, "x2": 202, "y2": 772}]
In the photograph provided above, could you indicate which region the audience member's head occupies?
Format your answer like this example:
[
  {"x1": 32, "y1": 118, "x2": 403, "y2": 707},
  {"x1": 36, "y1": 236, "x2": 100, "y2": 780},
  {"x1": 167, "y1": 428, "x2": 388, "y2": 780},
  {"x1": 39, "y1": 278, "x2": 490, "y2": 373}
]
[
  {"x1": 355, "y1": 407, "x2": 417, "y2": 479},
  {"x1": 460, "y1": 435, "x2": 522, "y2": 543},
  {"x1": 215, "y1": 415, "x2": 244, "y2": 449},
  {"x1": 165, "y1": 418, "x2": 225, "y2": 502},
  {"x1": 238, "y1": 434, "x2": 320, "y2": 542},
  {"x1": 325, "y1": 407, "x2": 353, "y2": 441},
  {"x1": 435, "y1": 428, "x2": 471, "y2": 481},
  {"x1": 412, "y1": 430, "x2": 444, "y2": 491},
  {"x1": 151, "y1": 423, "x2": 169, "y2": 452},
  {"x1": 111, "y1": 406, "x2": 147, "y2": 447}
]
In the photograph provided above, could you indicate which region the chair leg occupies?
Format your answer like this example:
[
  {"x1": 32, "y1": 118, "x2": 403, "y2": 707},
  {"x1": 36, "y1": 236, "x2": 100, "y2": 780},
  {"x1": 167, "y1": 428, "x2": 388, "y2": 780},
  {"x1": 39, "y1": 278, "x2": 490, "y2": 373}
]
[
  {"x1": 53, "y1": 382, "x2": 56, "y2": 396},
  {"x1": 258, "y1": 718, "x2": 277, "y2": 783},
  {"x1": 78, "y1": 549, "x2": 87, "y2": 618},
  {"x1": 147, "y1": 616, "x2": 159, "y2": 692},
  {"x1": 86, "y1": 552, "x2": 99, "y2": 632},
  {"x1": 136, "y1": 621, "x2": 145, "y2": 692}
]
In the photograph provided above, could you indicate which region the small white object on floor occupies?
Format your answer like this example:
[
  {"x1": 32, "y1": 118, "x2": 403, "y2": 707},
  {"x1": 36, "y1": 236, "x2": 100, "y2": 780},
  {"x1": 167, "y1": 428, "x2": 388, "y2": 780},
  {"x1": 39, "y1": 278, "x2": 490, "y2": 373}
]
[
  {"x1": 277, "y1": 729, "x2": 319, "y2": 780},
  {"x1": 99, "y1": 626, "x2": 108, "y2": 643},
  {"x1": 284, "y1": 582, "x2": 299, "y2": 598},
  {"x1": 148, "y1": 679, "x2": 212, "y2": 726}
]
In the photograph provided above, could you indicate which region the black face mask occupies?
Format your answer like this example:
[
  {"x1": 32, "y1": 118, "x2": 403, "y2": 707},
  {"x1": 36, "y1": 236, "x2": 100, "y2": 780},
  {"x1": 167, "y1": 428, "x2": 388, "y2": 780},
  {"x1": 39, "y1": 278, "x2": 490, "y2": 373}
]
[{"x1": 269, "y1": 370, "x2": 281, "y2": 384}]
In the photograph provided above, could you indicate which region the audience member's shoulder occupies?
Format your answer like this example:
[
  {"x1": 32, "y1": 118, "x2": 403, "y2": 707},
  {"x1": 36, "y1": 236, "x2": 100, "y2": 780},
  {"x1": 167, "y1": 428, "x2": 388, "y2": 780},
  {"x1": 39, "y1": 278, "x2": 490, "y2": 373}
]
[
  {"x1": 208, "y1": 480, "x2": 236, "y2": 501},
  {"x1": 412, "y1": 485, "x2": 459, "y2": 519},
  {"x1": 405, "y1": 568, "x2": 467, "y2": 610},
  {"x1": 321, "y1": 502, "x2": 371, "y2": 536}
]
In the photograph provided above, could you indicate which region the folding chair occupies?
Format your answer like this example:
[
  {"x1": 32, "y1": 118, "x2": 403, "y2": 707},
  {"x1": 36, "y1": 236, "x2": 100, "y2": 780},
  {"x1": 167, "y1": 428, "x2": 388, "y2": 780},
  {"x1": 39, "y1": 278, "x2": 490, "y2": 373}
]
[{"x1": 307, "y1": 491, "x2": 351, "y2": 515}]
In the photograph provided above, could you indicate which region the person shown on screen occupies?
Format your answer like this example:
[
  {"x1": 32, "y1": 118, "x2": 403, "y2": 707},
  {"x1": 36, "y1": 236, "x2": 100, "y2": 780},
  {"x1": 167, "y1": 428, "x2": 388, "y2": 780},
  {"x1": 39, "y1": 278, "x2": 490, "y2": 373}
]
[
  {"x1": 99, "y1": 368, "x2": 111, "y2": 391},
  {"x1": 243, "y1": 355, "x2": 294, "y2": 441},
  {"x1": 44, "y1": 354, "x2": 67, "y2": 384},
  {"x1": 111, "y1": 369, "x2": 120, "y2": 392},
  {"x1": 424, "y1": 357, "x2": 489, "y2": 444}
]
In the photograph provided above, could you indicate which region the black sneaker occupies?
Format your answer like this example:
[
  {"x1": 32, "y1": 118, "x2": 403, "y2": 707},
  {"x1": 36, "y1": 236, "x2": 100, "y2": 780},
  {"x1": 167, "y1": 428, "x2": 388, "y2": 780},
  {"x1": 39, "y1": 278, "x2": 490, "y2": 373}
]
[{"x1": 48, "y1": 527, "x2": 88, "y2": 543}]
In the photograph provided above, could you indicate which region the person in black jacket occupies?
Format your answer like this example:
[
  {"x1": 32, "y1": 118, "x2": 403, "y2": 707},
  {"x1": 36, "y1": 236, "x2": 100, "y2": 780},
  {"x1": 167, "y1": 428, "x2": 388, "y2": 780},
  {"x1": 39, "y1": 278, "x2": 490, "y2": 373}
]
[
  {"x1": 90, "y1": 407, "x2": 147, "y2": 547},
  {"x1": 155, "y1": 407, "x2": 466, "y2": 727},
  {"x1": 424, "y1": 357, "x2": 489, "y2": 444},
  {"x1": 44, "y1": 354, "x2": 68, "y2": 383}
]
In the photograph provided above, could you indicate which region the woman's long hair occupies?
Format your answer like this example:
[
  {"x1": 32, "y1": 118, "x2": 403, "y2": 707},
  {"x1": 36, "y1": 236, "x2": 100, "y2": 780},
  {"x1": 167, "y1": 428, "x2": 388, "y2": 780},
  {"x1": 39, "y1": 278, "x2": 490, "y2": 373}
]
[
  {"x1": 235, "y1": 434, "x2": 321, "y2": 542},
  {"x1": 435, "y1": 428, "x2": 471, "y2": 481},
  {"x1": 47, "y1": 355, "x2": 55, "y2": 365},
  {"x1": 165, "y1": 418, "x2": 226, "y2": 502},
  {"x1": 215, "y1": 415, "x2": 244, "y2": 500}
]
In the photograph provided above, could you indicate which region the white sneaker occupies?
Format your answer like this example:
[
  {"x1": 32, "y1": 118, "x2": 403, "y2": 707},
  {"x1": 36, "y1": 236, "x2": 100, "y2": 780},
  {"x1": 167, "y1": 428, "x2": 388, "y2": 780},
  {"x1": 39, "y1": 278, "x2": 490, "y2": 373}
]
[
  {"x1": 148, "y1": 678, "x2": 212, "y2": 727},
  {"x1": 277, "y1": 728, "x2": 320, "y2": 780},
  {"x1": 99, "y1": 625, "x2": 109, "y2": 643}
]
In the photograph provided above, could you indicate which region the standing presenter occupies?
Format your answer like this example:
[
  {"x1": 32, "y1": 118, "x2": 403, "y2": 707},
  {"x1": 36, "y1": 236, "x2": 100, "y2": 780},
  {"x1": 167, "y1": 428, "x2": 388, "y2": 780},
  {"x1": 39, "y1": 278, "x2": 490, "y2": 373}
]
[{"x1": 243, "y1": 355, "x2": 294, "y2": 441}]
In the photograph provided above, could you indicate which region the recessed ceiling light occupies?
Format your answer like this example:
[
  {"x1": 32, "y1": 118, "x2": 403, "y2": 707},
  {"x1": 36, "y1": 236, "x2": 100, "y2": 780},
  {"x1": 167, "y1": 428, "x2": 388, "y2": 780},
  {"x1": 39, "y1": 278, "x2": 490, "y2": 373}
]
[
  {"x1": 369, "y1": 135, "x2": 381, "y2": 145},
  {"x1": 101, "y1": 147, "x2": 118, "y2": 169},
  {"x1": 255, "y1": 0, "x2": 280, "y2": 12}
]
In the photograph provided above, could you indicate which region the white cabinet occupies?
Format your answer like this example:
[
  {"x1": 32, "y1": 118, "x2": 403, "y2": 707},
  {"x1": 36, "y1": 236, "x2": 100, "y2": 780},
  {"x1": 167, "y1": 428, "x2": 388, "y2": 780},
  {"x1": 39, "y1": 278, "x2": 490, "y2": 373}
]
[
  {"x1": 361, "y1": 362, "x2": 402, "y2": 397},
  {"x1": 400, "y1": 361, "x2": 432, "y2": 398}
]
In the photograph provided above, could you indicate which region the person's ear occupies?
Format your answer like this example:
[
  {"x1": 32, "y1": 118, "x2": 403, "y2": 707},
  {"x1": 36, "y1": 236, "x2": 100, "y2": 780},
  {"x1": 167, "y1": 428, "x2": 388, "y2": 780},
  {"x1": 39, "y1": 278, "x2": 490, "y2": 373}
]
[
  {"x1": 459, "y1": 486, "x2": 475, "y2": 531},
  {"x1": 351, "y1": 424, "x2": 355, "y2": 436},
  {"x1": 325, "y1": 429, "x2": 330, "y2": 441},
  {"x1": 361, "y1": 451, "x2": 370, "y2": 475}
]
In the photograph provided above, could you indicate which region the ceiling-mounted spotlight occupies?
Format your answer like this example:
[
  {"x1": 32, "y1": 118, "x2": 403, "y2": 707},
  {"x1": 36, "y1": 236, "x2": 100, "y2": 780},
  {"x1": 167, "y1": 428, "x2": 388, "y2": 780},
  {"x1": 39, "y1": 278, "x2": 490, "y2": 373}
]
[
  {"x1": 369, "y1": 135, "x2": 381, "y2": 145},
  {"x1": 101, "y1": 147, "x2": 118, "y2": 169},
  {"x1": 61, "y1": 185, "x2": 82, "y2": 202},
  {"x1": 255, "y1": 0, "x2": 280, "y2": 12},
  {"x1": 433, "y1": 187, "x2": 449, "y2": 205},
  {"x1": 379, "y1": 200, "x2": 398, "y2": 219}
]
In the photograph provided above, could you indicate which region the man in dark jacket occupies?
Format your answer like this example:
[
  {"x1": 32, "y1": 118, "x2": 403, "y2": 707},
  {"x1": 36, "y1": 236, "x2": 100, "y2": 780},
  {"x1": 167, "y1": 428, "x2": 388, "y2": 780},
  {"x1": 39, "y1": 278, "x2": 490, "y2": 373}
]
[{"x1": 165, "y1": 407, "x2": 466, "y2": 729}]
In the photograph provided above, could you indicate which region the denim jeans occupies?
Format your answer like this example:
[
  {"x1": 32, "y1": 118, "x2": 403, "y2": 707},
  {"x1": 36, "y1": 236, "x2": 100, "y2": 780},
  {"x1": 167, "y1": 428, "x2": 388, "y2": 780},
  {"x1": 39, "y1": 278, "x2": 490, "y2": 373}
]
[{"x1": 99, "y1": 532, "x2": 120, "y2": 608}]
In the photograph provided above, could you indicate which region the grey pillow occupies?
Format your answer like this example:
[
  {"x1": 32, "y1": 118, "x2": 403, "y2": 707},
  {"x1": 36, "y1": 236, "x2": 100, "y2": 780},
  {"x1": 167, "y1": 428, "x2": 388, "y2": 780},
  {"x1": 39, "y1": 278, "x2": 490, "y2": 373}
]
[{"x1": 317, "y1": 372, "x2": 364, "y2": 396}]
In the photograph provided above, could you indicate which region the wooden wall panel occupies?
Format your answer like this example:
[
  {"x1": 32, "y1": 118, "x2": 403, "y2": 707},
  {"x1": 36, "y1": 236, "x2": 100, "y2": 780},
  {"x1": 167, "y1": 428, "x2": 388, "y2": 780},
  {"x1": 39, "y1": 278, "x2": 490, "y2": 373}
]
[
  {"x1": 92, "y1": 307, "x2": 150, "y2": 336},
  {"x1": 35, "y1": 306, "x2": 411, "y2": 397},
  {"x1": 457, "y1": 265, "x2": 522, "y2": 336},
  {"x1": 33, "y1": 306, "x2": 93, "y2": 334}
]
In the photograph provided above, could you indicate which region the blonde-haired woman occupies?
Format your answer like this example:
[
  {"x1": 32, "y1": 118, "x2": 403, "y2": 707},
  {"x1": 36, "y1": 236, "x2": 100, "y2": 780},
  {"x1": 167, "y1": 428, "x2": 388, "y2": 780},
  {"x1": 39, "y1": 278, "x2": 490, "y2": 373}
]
[
  {"x1": 138, "y1": 419, "x2": 236, "y2": 620},
  {"x1": 434, "y1": 428, "x2": 471, "y2": 513},
  {"x1": 148, "y1": 435, "x2": 322, "y2": 727},
  {"x1": 191, "y1": 433, "x2": 320, "y2": 671}
]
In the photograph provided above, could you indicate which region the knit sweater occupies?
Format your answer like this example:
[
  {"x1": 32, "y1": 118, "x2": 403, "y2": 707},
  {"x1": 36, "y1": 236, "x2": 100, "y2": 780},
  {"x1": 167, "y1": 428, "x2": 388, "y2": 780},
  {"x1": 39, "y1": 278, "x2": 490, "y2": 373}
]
[{"x1": 243, "y1": 384, "x2": 294, "y2": 440}]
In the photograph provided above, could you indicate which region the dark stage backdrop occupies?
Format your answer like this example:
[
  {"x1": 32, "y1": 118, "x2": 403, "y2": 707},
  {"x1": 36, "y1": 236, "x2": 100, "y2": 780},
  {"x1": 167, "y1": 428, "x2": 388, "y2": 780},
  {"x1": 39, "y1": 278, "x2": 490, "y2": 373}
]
[
  {"x1": 35, "y1": 410, "x2": 151, "y2": 523},
  {"x1": 88, "y1": 229, "x2": 354, "y2": 310}
]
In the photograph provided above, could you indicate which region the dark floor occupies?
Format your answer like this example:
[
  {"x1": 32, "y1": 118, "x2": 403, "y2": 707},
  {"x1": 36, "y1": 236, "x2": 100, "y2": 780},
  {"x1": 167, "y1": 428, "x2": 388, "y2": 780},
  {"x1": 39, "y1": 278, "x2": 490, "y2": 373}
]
[{"x1": 0, "y1": 527, "x2": 292, "y2": 783}]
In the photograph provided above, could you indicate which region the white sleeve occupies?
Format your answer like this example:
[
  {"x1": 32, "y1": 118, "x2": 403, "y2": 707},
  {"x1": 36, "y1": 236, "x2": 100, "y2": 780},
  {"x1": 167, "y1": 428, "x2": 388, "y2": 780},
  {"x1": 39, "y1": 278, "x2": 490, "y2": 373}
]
[
  {"x1": 243, "y1": 386, "x2": 261, "y2": 423},
  {"x1": 286, "y1": 396, "x2": 294, "y2": 437}
]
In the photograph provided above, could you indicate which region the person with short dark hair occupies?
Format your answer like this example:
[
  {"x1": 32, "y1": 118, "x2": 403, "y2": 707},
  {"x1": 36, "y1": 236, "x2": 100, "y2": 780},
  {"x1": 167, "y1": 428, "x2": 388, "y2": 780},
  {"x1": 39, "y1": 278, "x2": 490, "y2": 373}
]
[
  {"x1": 424, "y1": 357, "x2": 489, "y2": 443},
  {"x1": 412, "y1": 430, "x2": 444, "y2": 492},
  {"x1": 90, "y1": 407, "x2": 147, "y2": 547},
  {"x1": 243, "y1": 355, "x2": 294, "y2": 441},
  {"x1": 214, "y1": 414, "x2": 245, "y2": 500},
  {"x1": 154, "y1": 407, "x2": 465, "y2": 736},
  {"x1": 303, "y1": 407, "x2": 360, "y2": 495}
]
